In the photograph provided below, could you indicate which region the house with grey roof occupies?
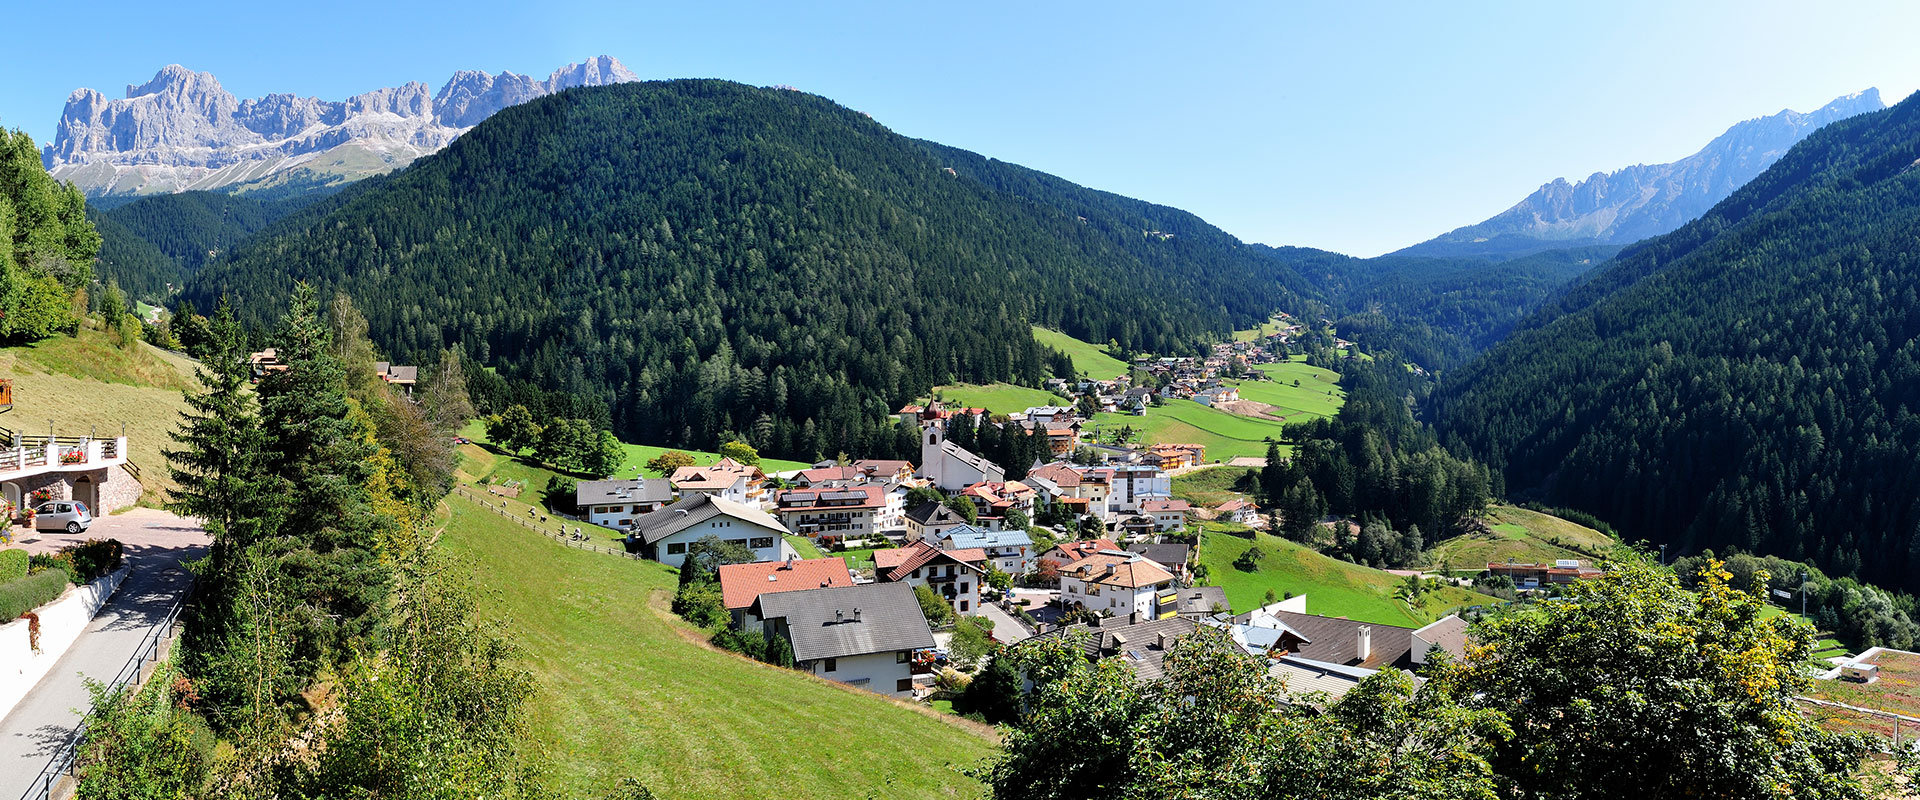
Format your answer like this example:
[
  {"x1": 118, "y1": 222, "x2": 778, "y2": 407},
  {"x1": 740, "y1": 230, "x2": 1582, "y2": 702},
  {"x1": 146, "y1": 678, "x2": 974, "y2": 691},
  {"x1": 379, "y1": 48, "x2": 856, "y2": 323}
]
[
  {"x1": 933, "y1": 524, "x2": 1036, "y2": 575},
  {"x1": 575, "y1": 478, "x2": 674, "y2": 529},
  {"x1": 751, "y1": 582, "x2": 935, "y2": 697},
  {"x1": 626, "y1": 493, "x2": 795, "y2": 569}
]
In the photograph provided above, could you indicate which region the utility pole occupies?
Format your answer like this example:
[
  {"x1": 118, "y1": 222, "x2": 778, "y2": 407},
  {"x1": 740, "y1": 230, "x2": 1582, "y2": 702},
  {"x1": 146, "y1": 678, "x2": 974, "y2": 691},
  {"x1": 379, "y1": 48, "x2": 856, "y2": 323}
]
[
  {"x1": 1659, "y1": 543, "x2": 1667, "y2": 567},
  {"x1": 1801, "y1": 572, "x2": 1809, "y2": 618}
]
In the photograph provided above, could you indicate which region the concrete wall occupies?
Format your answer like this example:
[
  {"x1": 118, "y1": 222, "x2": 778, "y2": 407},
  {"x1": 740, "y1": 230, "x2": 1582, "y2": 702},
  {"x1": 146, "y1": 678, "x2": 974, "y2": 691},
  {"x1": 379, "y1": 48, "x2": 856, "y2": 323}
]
[
  {"x1": 803, "y1": 649, "x2": 914, "y2": 697},
  {"x1": 0, "y1": 567, "x2": 127, "y2": 722}
]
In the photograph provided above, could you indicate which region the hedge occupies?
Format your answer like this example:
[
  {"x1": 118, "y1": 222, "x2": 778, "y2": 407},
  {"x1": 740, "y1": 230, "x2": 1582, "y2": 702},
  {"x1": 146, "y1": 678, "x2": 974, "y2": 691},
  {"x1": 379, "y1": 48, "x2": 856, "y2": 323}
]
[
  {"x1": 0, "y1": 549, "x2": 26, "y2": 583},
  {"x1": 0, "y1": 570, "x2": 72, "y2": 622}
]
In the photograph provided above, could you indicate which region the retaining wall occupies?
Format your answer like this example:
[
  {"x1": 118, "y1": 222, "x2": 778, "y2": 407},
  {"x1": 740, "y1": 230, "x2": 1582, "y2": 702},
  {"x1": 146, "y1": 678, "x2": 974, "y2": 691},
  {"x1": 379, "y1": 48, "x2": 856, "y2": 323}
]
[{"x1": 0, "y1": 567, "x2": 127, "y2": 721}]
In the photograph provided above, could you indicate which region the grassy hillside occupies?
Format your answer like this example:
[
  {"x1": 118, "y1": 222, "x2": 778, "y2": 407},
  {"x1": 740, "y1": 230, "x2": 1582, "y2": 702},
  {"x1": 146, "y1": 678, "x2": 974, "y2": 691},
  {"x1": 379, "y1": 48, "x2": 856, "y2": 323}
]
[
  {"x1": 1197, "y1": 524, "x2": 1489, "y2": 626},
  {"x1": 1171, "y1": 466, "x2": 1256, "y2": 509},
  {"x1": 927, "y1": 382, "x2": 1068, "y2": 415},
  {"x1": 0, "y1": 327, "x2": 199, "y2": 500},
  {"x1": 1235, "y1": 360, "x2": 1345, "y2": 419},
  {"x1": 1231, "y1": 316, "x2": 1290, "y2": 342},
  {"x1": 459, "y1": 420, "x2": 809, "y2": 479},
  {"x1": 1030, "y1": 326, "x2": 1128, "y2": 379},
  {"x1": 437, "y1": 491, "x2": 996, "y2": 798},
  {"x1": 1428, "y1": 505, "x2": 1617, "y2": 570},
  {"x1": 1091, "y1": 399, "x2": 1292, "y2": 461}
]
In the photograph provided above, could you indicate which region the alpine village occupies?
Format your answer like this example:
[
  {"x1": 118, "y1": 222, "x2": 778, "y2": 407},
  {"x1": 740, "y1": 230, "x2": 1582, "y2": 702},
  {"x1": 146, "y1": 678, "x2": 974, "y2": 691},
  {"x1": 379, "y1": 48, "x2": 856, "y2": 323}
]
[{"x1": 0, "y1": 11, "x2": 1919, "y2": 800}]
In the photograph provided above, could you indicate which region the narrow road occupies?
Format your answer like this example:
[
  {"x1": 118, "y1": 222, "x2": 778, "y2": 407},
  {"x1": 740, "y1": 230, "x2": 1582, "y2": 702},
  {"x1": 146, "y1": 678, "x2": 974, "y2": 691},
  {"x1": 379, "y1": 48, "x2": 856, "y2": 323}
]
[{"x1": 0, "y1": 509, "x2": 207, "y2": 800}]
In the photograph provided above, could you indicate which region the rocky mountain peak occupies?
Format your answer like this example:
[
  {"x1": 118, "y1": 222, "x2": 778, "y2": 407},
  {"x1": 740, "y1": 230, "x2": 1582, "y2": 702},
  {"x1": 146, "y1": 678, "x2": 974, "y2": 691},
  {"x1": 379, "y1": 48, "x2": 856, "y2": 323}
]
[{"x1": 45, "y1": 56, "x2": 640, "y2": 199}]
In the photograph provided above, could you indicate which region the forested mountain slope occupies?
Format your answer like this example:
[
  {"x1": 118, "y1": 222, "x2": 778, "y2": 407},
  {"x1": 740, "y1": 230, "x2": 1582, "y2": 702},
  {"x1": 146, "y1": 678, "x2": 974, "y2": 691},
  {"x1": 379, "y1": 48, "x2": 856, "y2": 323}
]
[
  {"x1": 91, "y1": 190, "x2": 316, "y2": 301},
  {"x1": 1433, "y1": 92, "x2": 1920, "y2": 592},
  {"x1": 186, "y1": 79, "x2": 1312, "y2": 460}
]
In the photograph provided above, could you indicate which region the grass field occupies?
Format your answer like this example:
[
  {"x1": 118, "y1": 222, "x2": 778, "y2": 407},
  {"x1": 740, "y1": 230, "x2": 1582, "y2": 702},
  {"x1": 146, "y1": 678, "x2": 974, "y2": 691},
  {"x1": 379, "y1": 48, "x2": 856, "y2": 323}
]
[
  {"x1": 1231, "y1": 316, "x2": 1291, "y2": 343},
  {"x1": 1803, "y1": 650, "x2": 1920, "y2": 744},
  {"x1": 1030, "y1": 326, "x2": 1128, "y2": 379},
  {"x1": 0, "y1": 327, "x2": 200, "y2": 500},
  {"x1": 1197, "y1": 524, "x2": 1490, "y2": 627},
  {"x1": 1234, "y1": 360, "x2": 1345, "y2": 420},
  {"x1": 1090, "y1": 399, "x2": 1292, "y2": 461},
  {"x1": 1754, "y1": 605, "x2": 1848, "y2": 658},
  {"x1": 1428, "y1": 505, "x2": 1617, "y2": 570},
  {"x1": 437, "y1": 492, "x2": 997, "y2": 798},
  {"x1": 926, "y1": 383, "x2": 1068, "y2": 415},
  {"x1": 458, "y1": 420, "x2": 809, "y2": 479},
  {"x1": 1172, "y1": 466, "x2": 1257, "y2": 509}
]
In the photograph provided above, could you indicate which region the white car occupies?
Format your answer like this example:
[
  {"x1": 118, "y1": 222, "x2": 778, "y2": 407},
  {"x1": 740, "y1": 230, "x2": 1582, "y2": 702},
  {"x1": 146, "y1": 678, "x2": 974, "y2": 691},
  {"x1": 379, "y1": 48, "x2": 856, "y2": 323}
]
[{"x1": 35, "y1": 500, "x2": 92, "y2": 533}]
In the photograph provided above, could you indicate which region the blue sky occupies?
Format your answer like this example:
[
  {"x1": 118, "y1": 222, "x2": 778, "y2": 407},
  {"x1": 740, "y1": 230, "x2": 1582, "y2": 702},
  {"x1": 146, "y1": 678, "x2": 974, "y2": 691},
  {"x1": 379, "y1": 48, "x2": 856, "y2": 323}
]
[{"x1": 4, "y1": 0, "x2": 1917, "y2": 256}]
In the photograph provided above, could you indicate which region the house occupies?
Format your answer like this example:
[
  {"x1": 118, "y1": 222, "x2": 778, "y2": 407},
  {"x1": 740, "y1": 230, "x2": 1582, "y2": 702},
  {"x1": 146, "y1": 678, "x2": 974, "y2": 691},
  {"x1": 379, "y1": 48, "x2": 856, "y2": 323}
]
[
  {"x1": 775, "y1": 485, "x2": 885, "y2": 539},
  {"x1": 717, "y1": 556, "x2": 856, "y2": 627},
  {"x1": 1095, "y1": 465, "x2": 1171, "y2": 516},
  {"x1": 874, "y1": 539, "x2": 987, "y2": 613},
  {"x1": 852, "y1": 459, "x2": 917, "y2": 484},
  {"x1": 1023, "y1": 613, "x2": 1209, "y2": 683},
  {"x1": 960, "y1": 480, "x2": 1038, "y2": 518},
  {"x1": 574, "y1": 478, "x2": 675, "y2": 528},
  {"x1": 1037, "y1": 538, "x2": 1120, "y2": 574},
  {"x1": 1058, "y1": 550, "x2": 1178, "y2": 620},
  {"x1": 373, "y1": 361, "x2": 418, "y2": 394},
  {"x1": 669, "y1": 457, "x2": 766, "y2": 505},
  {"x1": 1217, "y1": 498, "x2": 1259, "y2": 525},
  {"x1": 750, "y1": 583, "x2": 935, "y2": 697},
  {"x1": 247, "y1": 348, "x2": 289, "y2": 381},
  {"x1": 1141, "y1": 498, "x2": 1191, "y2": 532},
  {"x1": 794, "y1": 465, "x2": 862, "y2": 487},
  {"x1": 904, "y1": 501, "x2": 975, "y2": 542},
  {"x1": 1121, "y1": 387, "x2": 1153, "y2": 413},
  {"x1": 1170, "y1": 585, "x2": 1230, "y2": 616},
  {"x1": 0, "y1": 380, "x2": 141, "y2": 516},
  {"x1": 1234, "y1": 608, "x2": 1469, "y2": 671},
  {"x1": 1146, "y1": 443, "x2": 1206, "y2": 469},
  {"x1": 626, "y1": 493, "x2": 795, "y2": 569},
  {"x1": 918, "y1": 425, "x2": 1005, "y2": 492},
  {"x1": 935, "y1": 524, "x2": 1036, "y2": 575},
  {"x1": 1126, "y1": 542, "x2": 1192, "y2": 582},
  {"x1": 1487, "y1": 559, "x2": 1604, "y2": 588}
]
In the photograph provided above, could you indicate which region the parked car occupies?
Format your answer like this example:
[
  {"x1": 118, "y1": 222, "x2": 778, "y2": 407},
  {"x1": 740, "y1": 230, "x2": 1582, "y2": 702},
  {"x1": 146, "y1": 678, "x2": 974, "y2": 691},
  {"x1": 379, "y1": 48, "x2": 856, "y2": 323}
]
[{"x1": 35, "y1": 500, "x2": 91, "y2": 533}]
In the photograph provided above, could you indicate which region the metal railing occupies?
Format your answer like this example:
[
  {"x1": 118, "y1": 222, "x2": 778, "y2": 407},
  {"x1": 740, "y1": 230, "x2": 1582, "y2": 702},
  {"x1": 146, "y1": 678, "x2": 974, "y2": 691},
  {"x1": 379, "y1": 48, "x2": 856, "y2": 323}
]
[
  {"x1": 17, "y1": 581, "x2": 189, "y2": 800},
  {"x1": 453, "y1": 486, "x2": 645, "y2": 560}
]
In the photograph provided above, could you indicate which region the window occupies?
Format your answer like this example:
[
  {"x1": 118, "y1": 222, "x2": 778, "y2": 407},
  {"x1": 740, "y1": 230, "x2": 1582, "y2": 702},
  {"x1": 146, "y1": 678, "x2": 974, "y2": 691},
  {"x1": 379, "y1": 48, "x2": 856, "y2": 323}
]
[
  {"x1": 959, "y1": 600, "x2": 969, "y2": 612},
  {"x1": 666, "y1": 542, "x2": 687, "y2": 555},
  {"x1": 618, "y1": 519, "x2": 632, "y2": 526},
  {"x1": 824, "y1": 658, "x2": 838, "y2": 673},
  {"x1": 897, "y1": 678, "x2": 913, "y2": 692},
  {"x1": 959, "y1": 582, "x2": 969, "y2": 593},
  {"x1": 726, "y1": 539, "x2": 748, "y2": 549},
  {"x1": 750, "y1": 536, "x2": 774, "y2": 549},
  {"x1": 896, "y1": 651, "x2": 909, "y2": 663}
]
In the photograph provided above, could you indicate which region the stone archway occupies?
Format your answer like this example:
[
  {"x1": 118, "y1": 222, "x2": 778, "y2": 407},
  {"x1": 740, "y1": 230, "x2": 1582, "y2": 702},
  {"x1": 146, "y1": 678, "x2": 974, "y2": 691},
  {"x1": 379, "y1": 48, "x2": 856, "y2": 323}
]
[{"x1": 73, "y1": 475, "x2": 96, "y2": 510}]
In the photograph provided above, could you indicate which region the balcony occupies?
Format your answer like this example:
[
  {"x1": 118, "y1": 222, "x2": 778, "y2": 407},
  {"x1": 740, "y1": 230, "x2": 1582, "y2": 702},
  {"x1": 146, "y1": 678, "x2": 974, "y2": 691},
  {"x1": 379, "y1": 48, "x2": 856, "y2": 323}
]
[{"x1": 0, "y1": 435, "x2": 129, "y2": 483}]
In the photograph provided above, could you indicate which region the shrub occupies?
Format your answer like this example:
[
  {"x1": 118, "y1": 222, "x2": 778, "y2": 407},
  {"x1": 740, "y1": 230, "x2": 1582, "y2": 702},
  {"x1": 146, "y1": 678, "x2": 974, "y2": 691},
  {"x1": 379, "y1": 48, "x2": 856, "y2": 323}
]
[
  {"x1": 43, "y1": 539, "x2": 125, "y2": 585},
  {"x1": 0, "y1": 549, "x2": 27, "y2": 583},
  {"x1": 1233, "y1": 548, "x2": 1261, "y2": 573},
  {"x1": 671, "y1": 581, "x2": 729, "y2": 629},
  {"x1": 0, "y1": 570, "x2": 73, "y2": 622}
]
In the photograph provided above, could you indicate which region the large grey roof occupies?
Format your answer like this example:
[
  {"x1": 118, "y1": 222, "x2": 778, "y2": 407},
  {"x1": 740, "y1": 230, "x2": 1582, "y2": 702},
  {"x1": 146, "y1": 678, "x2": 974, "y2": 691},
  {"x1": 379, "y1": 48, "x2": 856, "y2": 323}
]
[
  {"x1": 630, "y1": 493, "x2": 789, "y2": 545},
  {"x1": 754, "y1": 583, "x2": 935, "y2": 662},
  {"x1": 1024, "y1": 615, "x2": 1214, "y2": 684},
  {"x1": 576, "y1": 478, "x2": 673, "y2": 509}
]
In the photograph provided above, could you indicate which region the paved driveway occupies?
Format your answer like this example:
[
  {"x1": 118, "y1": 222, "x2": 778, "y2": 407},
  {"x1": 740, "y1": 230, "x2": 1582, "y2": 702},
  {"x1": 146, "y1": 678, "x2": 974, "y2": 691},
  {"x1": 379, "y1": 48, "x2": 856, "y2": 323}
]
[{"x1": 0, "y1": 508, "x2": 207, "y2": 800}]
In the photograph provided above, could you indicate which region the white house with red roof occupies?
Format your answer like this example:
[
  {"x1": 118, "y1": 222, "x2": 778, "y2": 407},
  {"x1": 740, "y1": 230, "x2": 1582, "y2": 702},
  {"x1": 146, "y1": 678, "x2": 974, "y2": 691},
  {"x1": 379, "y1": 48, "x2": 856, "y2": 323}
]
[
  {"x1": 1142, "y1": 498, "x2": 1191, "y2": 532},
  {"x1": 1058, "y1": 550, "x2": 1179, "y2": 620},
  {"x1": 874, "y1": 539, "x2": 986, "y2": 614}
]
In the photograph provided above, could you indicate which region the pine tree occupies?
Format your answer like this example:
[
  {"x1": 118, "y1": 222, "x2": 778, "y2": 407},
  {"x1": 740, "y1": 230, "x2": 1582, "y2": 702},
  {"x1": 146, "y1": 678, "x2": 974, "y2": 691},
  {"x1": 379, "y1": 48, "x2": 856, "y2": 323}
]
[{"x1": 164, "y1": 299, "x2": 273, "y2": 545}]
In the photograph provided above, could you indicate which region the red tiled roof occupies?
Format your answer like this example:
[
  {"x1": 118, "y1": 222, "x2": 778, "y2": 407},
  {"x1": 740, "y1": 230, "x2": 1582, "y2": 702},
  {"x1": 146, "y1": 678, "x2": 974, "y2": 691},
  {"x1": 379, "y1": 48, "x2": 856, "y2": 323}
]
[
  {"x1": 1027, "y1": 464, "x2": 1083, "y2": 487},
  {"x1": 717, "y1": 557, "x2": 856, "y2": 610},
  {"x1": 1061, "y1": 552, "x2": 1176, "y2": 589}
]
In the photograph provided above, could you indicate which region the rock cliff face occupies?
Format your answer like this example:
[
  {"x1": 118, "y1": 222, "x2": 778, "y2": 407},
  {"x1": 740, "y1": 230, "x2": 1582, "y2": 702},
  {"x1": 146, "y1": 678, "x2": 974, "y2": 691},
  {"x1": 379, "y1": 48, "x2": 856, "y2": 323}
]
[
  {"x1": 1397, "y1": 89, "x2": 1886, "y2": 258},
  {"x1": 44, "y1": 56, "x2": 638, "y2": 198}
]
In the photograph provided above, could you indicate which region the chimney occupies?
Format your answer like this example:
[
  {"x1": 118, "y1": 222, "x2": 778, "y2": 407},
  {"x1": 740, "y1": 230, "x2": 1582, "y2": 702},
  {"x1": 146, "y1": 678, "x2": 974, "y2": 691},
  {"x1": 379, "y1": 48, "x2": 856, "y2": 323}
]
[
  {"x1": 783, "y1": 554, "x2": 796, "y2": 570},
  {"x1": 1156, "y1": 631, "x2": 1170, "y2": 650},
  {"x1": 1356, "y1": 626, "x2": 1372, "y2": 662},
  {"x1": 835, "y1": 609, "x2": 845, "y2": 623},
  {"x1": 852, "y1": 607, "x2": 862, "y2": 622}
]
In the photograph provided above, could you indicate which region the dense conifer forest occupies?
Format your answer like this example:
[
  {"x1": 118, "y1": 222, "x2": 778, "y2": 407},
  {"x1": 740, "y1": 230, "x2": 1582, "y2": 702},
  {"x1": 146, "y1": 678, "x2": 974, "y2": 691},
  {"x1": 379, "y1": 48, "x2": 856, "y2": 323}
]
[
  {"x1": 184, "y1": 80, "x2": 1317, "y2": 460},
  {"x1": 91, "y1": 191, "x2": 316, "y2": 301},
  {"x1": 1434, "y1": 93, "x2": 1920, "y2": 592}
]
